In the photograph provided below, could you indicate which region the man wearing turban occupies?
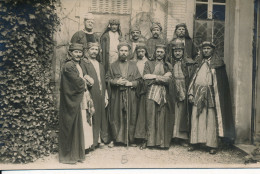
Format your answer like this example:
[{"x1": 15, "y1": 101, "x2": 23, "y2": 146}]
[
  {"x1": 169, "y1": 23, "x2": 198, "y2": 60},
  {"x1": 188, "y1": 41, "x2": 235, "y2": 154},
  {"x1": 106, "y1": 41, "x2": 142, "y2": 147},
  {"x1": 100, "y1": 19, "x2": 123, "y2": 73},
  {"x1": 142, "y1": 44, "x2": 175, "y2": 149},
  {"x1": 127, "y1": 25, "x2": 147, "y2": 61},
  {"x1": 80, "y1": 42, "x2": 110, "y2": 149},
  {"x1": 169, "y1": 42, "x2": 195, "y2": 147},
  {"x1": 59, "y1": 43, "x2": 95, "y2": 164},
  {"x1": 146, "y1": 22, "x2": 167, "y2": 60},
  {"x1": 71, "y1": 13, "x2": 100, "y2": 47}
]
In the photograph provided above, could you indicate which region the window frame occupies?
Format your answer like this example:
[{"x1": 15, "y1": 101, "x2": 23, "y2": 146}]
[{"x1": 196, "y1": 0, "x2": 226, "y2": 19}]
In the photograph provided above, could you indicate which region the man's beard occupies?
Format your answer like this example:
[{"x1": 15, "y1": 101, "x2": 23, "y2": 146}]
[
  {"x1": 156, "y1": 55, "x2": 164, "y2": 60},
  {"x1": 153, "y1": 33, "x2": 159, "y2": 38},
  {"x1": 174, "y1": 55, "x2": 183, "y2": 59},
  {"x1": 137, "y1": 55, "x2": 144, "y2": 60},
  {"x1": 177, "y1": 33, "x2": 185, "y2": 38},
  {"x1": 132, "y1": 35, "x2": 139, "y2": 40},
  {"x1": 119, "y1": 55, "x2": 128, "y2": 61},
  {"x1": 89, "y1": 53, "x2": 97, "y2": 58}
]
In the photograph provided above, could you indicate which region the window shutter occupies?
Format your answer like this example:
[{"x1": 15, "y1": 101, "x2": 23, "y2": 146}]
[{"x1": 91, "y1": 0, "x2": 130, "y2": 14}]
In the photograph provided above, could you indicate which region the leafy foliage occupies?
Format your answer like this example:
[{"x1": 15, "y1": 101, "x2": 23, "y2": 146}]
[{"x1": 0, "y1": 0, "x2": 59, "y2": 163}]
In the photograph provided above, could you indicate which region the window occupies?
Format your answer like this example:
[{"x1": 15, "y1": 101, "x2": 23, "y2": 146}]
[
  {"x1": 195, "y1": 0, "x2": 226, "y2": 20},
  {"x1": 90, "y1": 0, "x2": 131, "y2": 14}
]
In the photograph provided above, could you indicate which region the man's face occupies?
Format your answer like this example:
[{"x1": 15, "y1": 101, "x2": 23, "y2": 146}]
[
  {"x1": 176, "y1": 27, "x2": 186, "y2": 37},
  {"x1": 71, "y1": 50, "x2": 83, "y2": 62},
  {"x1": 84, "y1": 19, "x2": 94, "y2": 30},
  {"x1": 136, "y1": 48, "x2": 146, "y2": 59},
  {"x1": 155, "y1": 48, "x2": 165, "y2": 60},
  {"x1": 152, "y1": 27, "x2": 161, "y2": 38},
  {"x1": 173, "y1": 49, "x2": 184, "y2": 59},
  {"x1": 111, "y1": 24, "x2": 119, "y2": 32},
  {"x1": 86, "y1": 46, "x2": 99, "y2": 59},
  {"x1": 202, "y1": 46, "x2": 214, "y2": 58},
  {"x1": 131, "y1": 30, "x2": 141, "y2": 40},
  {"x1": 119, "y1": 46, "x2": 129, "y2": 62}
]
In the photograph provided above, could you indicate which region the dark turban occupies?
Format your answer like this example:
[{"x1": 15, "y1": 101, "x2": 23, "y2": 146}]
[
  {"x1": 150, "y1": 22, "x2": 162, "y2": 32},
  {"x1": 172, "y1": 42, "x2": 185, "y2": 50},
  {"x1": 69, "y1": 43, "x2": 84, "y2": 51},
  {"x1": 109, "y1": 19, "x2": 120, "y2": 25},
  {"x1": 130, "y1": 25, "x2": 141, "y2": 32},
  {"x1": 200, "y1": 41, "x2": 216, "y2": 49}
]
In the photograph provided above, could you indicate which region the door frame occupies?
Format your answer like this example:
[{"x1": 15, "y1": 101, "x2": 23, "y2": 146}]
[{"x1": 252, "y1": 0, "x2": 260, "y2": 144}]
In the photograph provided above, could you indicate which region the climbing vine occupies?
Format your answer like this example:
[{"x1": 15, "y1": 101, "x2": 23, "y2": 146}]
[{"x1": 0, "y1": 0, "x2": 59, "y2": 163}]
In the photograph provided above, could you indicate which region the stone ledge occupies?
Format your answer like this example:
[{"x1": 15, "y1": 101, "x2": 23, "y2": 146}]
[{"x1": 234, "y1": 144, "x2": 257, "y2": 156}]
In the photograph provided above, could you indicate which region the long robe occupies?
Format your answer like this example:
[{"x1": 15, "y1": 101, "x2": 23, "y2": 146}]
[
  {"x1": 133, "y1": 57, "x2": 148, "y2": 139},
  {"x1": 188, "y1": 56, "x2": 235, "y2": 147},
  {"x1": 144, "y1": 60, "x2": 175, "y2": 148},
  {"x1": 169, "y1": 57, "x2": 195, "y2": 138},
  {"x1": 100, "y1": 32, "x2": 122, "y2": 73},
  {"x1": 80, "y1": 57, "x2": 110, "y2": 146},
  {"x1": 146, "y1": 37, "x2": 167, "y2": 59},
  {"x1": 59, "y1": 60, "x2": 86, "y2": 164},
  {"x1": 106, "y1": 60, "x2": 142, "y2": 144}
]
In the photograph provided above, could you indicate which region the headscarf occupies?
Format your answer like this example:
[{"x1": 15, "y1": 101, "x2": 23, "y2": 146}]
[
  {"x1": 101, "y1": 18, "x2": 122, "y2": 38},
  {"x1": 200, "y1": 41, "x2": 216, "y2": 49},
  {"x1": 171, "y1": 23, "x2": 191, "y2": 41}
]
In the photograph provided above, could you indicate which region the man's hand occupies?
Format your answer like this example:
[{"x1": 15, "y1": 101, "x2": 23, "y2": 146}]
[
  {"x1": 117, "y1": 77, "x2": 127, "y2": 85},
  {"x1": 105, "y1": 90, "x2": 108, "y2": 108},
  {"x1": 188, "y1": 95, "x2": 194, "y2": 103},
  {"x1": 105, "y1": 98, "x2": 108, "y2": 108},
  {"x1": 84, "y1": 75, "x2": 94, "y2": 86},
  {"x1": 144, "y1": 74, "x2": 157, "y2": 80},
  {"x1": 164, "y1": 72, "x2": 172, "y2": 77},
  {"x1": 125, "y1": 81, "x2": 133, "y2": 87}
]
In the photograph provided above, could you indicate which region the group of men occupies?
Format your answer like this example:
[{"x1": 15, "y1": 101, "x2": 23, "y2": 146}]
[{"x1": 58, "y1": 13, "x2": 235, "y2": 164}]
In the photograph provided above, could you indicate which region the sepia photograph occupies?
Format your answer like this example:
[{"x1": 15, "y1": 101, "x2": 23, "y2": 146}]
[{"x1": 0, "y1": 0, "x2": 260, "y2": 171}]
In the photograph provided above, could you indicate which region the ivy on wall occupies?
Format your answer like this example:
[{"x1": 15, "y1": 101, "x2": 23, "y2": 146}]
[{"x1": 0, "y1": 0, "x2": 59, "y2": 163}]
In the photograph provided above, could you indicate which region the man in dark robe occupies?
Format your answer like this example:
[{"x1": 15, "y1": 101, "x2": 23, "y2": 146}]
[
  {"x1": 127, "y1": 25, "x2": 147, "y2": 61},
  {"x1": 146, "y1": 22, "x2": 167, "y2": 59},
  {"x1": 143, "y1": 44, "x2": 175, "y2": 149},
  {"x1": 132, "y1": 43, "x2": 149, "y2": 149},
  {"x1": 169, "y1": 23, "x2": 198, "y2": 60},
  {"x1": 169, "y1": 42, "x2": 195, "y2": 146},
  {"x1": 80, "y1": 42, "x2": 110, "y2": 149},
  {"x1": 106, "y1": 42, "x2": 142, "y2": 147},
  {"x1": 59, "y1": 43, "x2": 94, "y2": 164},
  {"x1": 100, "y1": 19, "x2": 123, "y2": 73},
  {"x1": 188, "y1": 41, "x2": 235, "y2": 154},
  {"x1": 71, "y1": 13, "x2": 99, "y2": 46}
]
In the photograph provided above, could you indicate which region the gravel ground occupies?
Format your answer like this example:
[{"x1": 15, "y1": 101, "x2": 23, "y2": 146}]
[{"x1": 2, "y1": 143, "x2": 260, "y2": 170}]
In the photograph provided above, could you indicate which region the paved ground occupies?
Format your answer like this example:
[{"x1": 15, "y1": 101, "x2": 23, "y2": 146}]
[{"x1": 2, "y1": 143, "x2": 260, "y2": 170}]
